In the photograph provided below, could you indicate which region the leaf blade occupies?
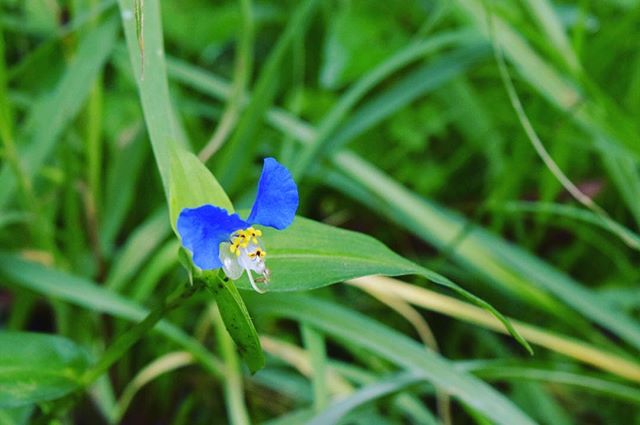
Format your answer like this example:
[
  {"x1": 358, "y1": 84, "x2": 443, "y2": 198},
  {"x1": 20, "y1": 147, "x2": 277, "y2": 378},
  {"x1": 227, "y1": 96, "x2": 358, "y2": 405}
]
[{"x1": 0, "y1": 332, "x2": 91, "y2": 408}]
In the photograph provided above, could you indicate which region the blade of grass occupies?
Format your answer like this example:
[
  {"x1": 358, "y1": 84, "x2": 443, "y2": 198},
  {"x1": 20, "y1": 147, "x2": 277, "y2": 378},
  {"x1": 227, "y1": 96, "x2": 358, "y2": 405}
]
[
  {"x1": 454, "y1": 0, "x2": 640, "y2": 227},
  {"x1": 260, "y1": 336, "x2": 353, "y2": 396},
  {"x1": 5, "y1": 0, "x2": 116, "y2": 83},
  {"x1": 131, "y1": 240, "x2": 180, "y2": 301},
  {"x1": 118, "y1": 0, "x2": 188, "y2": 196},
  {"x1": 165, "y1": 54, "x2": 316, "y2": 144},
  {"x1": 348, "y1": 276, "x2": 640, "y2": 382},
  {"x1": 307, "y1": 373, "x2": 424, "y2": 425},
  {"x1": 496, "y1": 201, "x2": 640, "y2": 250},
  {"x1": 0, "y1": 29, "x2": 39, "y2": 232},
  {"x1": 105, "y1": 208, "x2": 171, "y2": 292},
  {"x1": 489, "y1": 21, "x2": 640, "y2": 251},
  {"x1": 100, "y1": 128, "x2": 147, "y2": 255},
  {"x1": 115, "y1": 351, "x2": 194, "y2": 422},
  {"x1": 359, "y1": 285, "x2": 450, "y2": 425},
  {"x1": 264, "y1": 340, "x2": 438, "y2": 424},
  {"x1": 301, "y1": 324, "x2": 329, "y2": 412},
  {"x1": 324, "y1": 45, "x2": 485, "y2": 154},
  {"x1": 520, "y1": 0, "x2": 580, "y2": 73},
  {"x1": 458, "y1": 361, "x2": 640, "y2": 404}
]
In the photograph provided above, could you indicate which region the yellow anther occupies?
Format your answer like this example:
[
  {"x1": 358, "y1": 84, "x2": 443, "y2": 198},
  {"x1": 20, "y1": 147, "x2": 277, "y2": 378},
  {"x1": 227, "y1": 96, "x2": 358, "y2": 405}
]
[
  {"x1": 246, "y1": 227, "x2": 262, "y2": 243},
  {"x1": 229, "y1": 229, "x2": 251, "y2": 250},
  {"x1": 248, "y1": 249, "x2": 266, "y2": 260}
]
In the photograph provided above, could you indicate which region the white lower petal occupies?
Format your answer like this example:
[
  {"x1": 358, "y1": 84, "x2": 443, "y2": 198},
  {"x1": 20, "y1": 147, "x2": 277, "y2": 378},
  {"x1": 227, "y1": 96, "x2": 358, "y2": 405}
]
[{"x1": 219, "y1": 242, "x2": 244, "y2": 280}]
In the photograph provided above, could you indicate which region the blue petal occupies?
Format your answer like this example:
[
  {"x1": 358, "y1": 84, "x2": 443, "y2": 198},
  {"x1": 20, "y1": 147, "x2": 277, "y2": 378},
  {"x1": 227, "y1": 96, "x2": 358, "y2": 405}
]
[
  {"x1": 247, "y1": 158, "x2": 298, "y2": 230},
  {"x1": 177, "y1": 205, "x2": 248, "y2": 270}
]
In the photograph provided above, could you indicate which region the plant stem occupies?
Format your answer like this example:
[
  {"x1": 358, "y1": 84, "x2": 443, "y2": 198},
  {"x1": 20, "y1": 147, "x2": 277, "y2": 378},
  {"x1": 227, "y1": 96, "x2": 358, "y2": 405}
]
[
  {"x1": 35, "y1": 281, "x2": 199, "y2": 424},
  {"x1": 81, "y1": 281, "x2": 198, "y2": 385}
]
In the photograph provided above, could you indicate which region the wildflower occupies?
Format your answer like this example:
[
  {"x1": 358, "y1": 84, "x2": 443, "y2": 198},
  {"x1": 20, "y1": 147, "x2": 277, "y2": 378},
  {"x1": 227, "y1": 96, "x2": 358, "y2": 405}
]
[{"x1": 177, "y1": 158, "x2": 298, "y2": 293}]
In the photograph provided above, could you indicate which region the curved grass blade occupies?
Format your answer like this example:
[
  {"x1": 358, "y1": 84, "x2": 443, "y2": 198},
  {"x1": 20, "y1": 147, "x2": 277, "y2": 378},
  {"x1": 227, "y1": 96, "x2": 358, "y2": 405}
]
[
  {"x1": 498, "y1": 201, "x2": 640, "y2": 250},
  {"x1": 458, "y1": 361, "x2": 640, "y2": 404},
  {"x1": 307, "y1": 373, "x2": 423, "y2": 425},
  {"x1": 348, "y1": 276, "x2": 640, "y2": 382}
]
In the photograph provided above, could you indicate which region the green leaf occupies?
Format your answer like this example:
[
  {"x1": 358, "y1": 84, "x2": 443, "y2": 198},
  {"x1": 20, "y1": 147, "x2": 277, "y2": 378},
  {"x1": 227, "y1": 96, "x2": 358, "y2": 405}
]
[
  {"x1": 235, "y1": 216, "x2": 422, "y2": 293},
  {"x1": 201, "y1": 271, "x2": 265, "y2": 374},
  {"x1": 0, "y1": 332, "x2": 91, "y2": 408},
  {"x1": 235, "y1": 215, "x2": 532, "y2": 354},
  {"x1": 118, "y1": 0, "x2": 188, "y2": 196},
  {"x1": 169, "y1": 149, "x2": 233, "y2": 232},
  {"x1": 248, "y1": 294, "x2": 536, "y2": 425}
]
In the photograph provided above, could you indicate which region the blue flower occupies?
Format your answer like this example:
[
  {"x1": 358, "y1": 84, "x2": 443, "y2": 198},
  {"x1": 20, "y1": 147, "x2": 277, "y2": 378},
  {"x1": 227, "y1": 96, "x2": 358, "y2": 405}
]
[{"x1": 177, "y1": 158, "x2": 298, "y2": 292}]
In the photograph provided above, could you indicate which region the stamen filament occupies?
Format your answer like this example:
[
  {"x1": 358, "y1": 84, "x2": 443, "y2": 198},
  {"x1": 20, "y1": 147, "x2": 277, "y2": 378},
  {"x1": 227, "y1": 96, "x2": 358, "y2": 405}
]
[{"x1": 245, "y1": 267, "x2": 266, "y2": 294}]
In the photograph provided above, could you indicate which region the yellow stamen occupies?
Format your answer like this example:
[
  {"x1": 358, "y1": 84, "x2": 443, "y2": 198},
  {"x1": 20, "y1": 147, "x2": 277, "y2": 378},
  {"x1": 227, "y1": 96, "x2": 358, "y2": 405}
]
[
  {"x1": 248, "y1": 249, "x2": 266, "y2": 260},
  {"x1": 245, "y1": 227, "x2": 262, "y2": 243}
]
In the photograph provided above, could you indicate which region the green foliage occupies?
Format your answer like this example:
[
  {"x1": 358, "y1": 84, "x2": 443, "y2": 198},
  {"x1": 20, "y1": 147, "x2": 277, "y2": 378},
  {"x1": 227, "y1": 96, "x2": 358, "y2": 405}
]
[
  {"x1": 1, "y1": 0, "x2": 639, "y2": 423},
  {"x1": 203, "y1": 270, "x2": 265, "y2": 374},
  {"x1": 0, "y1": 332, "x2": 91, "y2": 408}
]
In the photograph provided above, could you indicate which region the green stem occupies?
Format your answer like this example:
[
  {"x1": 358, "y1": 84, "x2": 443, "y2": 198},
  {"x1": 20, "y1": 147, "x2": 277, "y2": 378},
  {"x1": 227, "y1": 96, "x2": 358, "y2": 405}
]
[
  {"x1": 81, "y1": 281, "x2": 198, "y2": 385},
  {"x1": 35, "y1": 282, "x2": 198, "y2": 423}
]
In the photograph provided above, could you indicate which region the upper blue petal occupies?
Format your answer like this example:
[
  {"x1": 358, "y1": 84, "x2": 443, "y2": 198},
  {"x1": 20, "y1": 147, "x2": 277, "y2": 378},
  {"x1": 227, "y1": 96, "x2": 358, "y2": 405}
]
[
  {"x1": 177, "y1": 205, "x2": 248, "y2": 270},
  {"x1": 247, "y1": 158, "x2": 298, "y2": 230}
]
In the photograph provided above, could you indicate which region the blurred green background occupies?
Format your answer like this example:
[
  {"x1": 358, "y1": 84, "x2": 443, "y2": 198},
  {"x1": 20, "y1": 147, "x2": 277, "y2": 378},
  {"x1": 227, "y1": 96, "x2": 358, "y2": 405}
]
[{"x1": 1, "y1": 0, "x2": 640, "y2": 423}]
